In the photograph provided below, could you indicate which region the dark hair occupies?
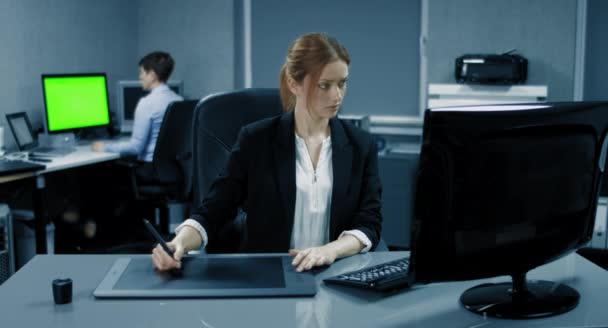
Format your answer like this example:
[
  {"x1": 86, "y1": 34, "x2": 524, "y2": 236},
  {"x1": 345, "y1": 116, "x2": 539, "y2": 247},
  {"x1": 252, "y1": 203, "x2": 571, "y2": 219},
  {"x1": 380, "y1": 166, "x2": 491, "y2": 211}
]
[
  {"x1": 138, "y1": 51, "x2": 175, "y2": 82},
  {"x1": 279, "y1": 33, "x2": 350, "y2": 112}
]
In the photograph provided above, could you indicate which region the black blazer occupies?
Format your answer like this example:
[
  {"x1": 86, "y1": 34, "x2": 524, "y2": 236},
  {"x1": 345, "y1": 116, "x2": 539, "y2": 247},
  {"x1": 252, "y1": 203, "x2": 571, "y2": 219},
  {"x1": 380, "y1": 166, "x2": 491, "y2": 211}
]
[{"x1": 192, "y1": 111, "x2": 382, "y2": 253}]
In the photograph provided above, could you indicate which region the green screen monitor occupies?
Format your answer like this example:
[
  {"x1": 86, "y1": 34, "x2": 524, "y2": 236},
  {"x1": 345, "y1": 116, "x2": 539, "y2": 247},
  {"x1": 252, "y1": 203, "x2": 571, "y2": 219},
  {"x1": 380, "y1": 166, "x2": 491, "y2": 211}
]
[{"x1": 41, "y1": 73, "x2": 111, "y2": 134}]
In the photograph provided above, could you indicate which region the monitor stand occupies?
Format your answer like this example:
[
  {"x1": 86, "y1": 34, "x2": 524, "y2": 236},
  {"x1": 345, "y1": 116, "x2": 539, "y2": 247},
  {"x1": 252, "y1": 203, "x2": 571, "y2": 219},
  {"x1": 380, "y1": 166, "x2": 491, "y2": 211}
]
[
  {"x1": 38, "y1": 132, "x2": 76, "y2": 149},
  {"x1": 460, "y1": 272, "x2": 579, "y2": 319},
  {"x1": 75, "y1": 126, "x2": 115, "y2": 141}
]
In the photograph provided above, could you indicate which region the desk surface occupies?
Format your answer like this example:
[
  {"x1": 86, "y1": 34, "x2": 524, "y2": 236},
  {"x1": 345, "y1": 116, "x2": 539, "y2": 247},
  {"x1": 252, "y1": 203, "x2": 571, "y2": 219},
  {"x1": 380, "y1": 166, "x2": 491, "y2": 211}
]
[
  {"x1": 40, "y1": 145, "x2": 120, "y2": 174},
  {"x1": 0, "y1": 252, "x2": 606, "y2": 328},
  {"x1": 0, "y1": 145, "x2": 120, "y2": 184}
]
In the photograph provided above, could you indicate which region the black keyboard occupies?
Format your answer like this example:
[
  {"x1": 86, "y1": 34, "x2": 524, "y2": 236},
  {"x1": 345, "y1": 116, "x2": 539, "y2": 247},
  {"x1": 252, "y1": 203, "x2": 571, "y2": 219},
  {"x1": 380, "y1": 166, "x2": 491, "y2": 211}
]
[
  {"x1": 0, "y1": 158, "x2": 46, "y2": 176},
  {"x1": 323, "y1": 258, "x2": 411, "y2": 291}
]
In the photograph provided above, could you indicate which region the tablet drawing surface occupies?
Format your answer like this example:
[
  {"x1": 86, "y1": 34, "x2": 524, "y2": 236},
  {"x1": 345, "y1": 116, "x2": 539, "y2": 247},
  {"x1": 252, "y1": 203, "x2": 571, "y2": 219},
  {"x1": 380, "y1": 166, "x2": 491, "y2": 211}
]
[{"x1": 94, "y1": 254, "x2": 316, "y2": 298}]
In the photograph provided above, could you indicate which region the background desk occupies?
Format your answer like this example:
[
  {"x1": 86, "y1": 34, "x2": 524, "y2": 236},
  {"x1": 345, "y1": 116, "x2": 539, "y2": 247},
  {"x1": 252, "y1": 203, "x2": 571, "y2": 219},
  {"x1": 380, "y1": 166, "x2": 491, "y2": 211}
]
[
  {"x1": 0, "y1": 252, "x2": 606, "y2": 328},
  {"x1": 0, "y1": 145, "x2": 120, "y2": 253}
]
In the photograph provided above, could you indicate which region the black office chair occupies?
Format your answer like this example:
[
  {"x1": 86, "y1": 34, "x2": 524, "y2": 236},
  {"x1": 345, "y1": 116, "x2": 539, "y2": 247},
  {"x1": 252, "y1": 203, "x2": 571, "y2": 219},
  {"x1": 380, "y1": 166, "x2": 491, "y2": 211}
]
[
  {"x1": 123, "y1": 99, "x2": 198, "y2": 235},
  {"x1": 193, "y1": 88, "x2": 283, "y2": 253}
]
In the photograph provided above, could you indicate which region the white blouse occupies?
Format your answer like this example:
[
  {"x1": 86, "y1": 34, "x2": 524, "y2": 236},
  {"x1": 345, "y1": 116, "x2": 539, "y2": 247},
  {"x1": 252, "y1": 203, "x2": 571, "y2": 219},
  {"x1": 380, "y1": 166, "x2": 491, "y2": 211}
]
[
  {"x1": 291, "y1": 134, "x2": 333, "y2": 249},
  {"x1": 177, "y1": 134, "x2": 372, "y2": 252}
]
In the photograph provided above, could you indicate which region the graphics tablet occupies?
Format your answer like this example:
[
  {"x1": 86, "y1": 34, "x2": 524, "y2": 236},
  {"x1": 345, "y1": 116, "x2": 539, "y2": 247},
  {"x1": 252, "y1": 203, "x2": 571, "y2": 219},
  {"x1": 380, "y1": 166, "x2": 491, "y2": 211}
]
[{"x1": 93, "y1": 254, "x2": 317, "y2": 298}]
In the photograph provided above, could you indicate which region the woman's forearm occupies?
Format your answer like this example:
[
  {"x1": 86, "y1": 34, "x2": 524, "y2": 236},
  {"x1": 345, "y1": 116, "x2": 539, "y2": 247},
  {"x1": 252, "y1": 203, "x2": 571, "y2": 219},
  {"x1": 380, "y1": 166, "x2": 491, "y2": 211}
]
[
  {"x1": 324, "y1": 234, "x2": 365, "y2": 260},
  {"x1": 173, "y1": 226, "x2": 203, "y2": 252}
]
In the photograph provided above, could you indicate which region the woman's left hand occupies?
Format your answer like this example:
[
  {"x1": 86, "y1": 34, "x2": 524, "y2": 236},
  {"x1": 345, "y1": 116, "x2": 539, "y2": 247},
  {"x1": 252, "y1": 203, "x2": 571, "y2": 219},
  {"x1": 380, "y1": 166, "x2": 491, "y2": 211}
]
[{"x1": 289, "y1": 246, "x2": 337, "y2": 272}]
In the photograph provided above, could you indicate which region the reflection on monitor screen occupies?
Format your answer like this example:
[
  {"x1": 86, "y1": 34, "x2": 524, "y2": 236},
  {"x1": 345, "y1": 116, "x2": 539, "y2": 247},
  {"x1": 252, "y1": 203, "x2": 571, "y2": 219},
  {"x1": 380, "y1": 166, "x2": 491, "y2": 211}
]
[
  {"x1": 41, "y1": 73, "x2": 111, "y2": 134},
  {"x1": 411, "y1": 101, "x2": 608, "y2": 319},
  {"x1": 116, "y1": 80, "x2": 183, "y2": 133}
]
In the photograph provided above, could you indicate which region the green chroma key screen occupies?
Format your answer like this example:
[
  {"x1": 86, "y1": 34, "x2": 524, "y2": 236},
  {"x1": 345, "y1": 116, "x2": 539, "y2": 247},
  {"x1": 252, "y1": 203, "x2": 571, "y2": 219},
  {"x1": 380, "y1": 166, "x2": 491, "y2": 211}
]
[{"x1": 42, "y1": 74, "x2": 111, "y2": 132}]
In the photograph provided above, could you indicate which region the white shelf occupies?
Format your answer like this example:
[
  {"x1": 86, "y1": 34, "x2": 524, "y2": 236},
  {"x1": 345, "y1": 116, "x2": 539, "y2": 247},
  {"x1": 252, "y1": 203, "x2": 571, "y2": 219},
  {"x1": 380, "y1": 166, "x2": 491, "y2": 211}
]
[{"x1": 428, "y1": 83, "x2": 548, "y2": 109}]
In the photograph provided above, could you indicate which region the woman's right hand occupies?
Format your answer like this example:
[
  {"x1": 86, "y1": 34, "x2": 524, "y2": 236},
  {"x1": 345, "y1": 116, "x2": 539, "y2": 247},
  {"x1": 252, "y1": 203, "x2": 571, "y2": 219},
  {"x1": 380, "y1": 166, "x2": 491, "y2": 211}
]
[
  {"x1": 150, "y1": 225, "x2": 203, "y2": 271},
  {"x1": 151, "y1": 240, "x2": 186, "y2": 271}
]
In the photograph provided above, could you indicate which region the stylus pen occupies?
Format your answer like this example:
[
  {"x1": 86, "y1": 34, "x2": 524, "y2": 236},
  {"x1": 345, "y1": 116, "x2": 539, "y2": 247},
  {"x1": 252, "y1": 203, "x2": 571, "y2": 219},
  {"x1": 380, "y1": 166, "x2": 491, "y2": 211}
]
[{"x1": 143, "y1": 219, "x2": 174, "y2": 257}]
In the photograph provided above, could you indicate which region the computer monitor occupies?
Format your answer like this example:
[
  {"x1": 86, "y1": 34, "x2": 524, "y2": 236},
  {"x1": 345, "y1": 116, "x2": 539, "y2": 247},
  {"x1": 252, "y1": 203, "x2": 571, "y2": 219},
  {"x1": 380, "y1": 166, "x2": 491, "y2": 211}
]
[
  {"x1": 116, "y1": 80, "x2": 183, "y2": 133},
  {"x1": 411, "y1": 102, "x2": 608, "y2": 318},
  {"x1": 41, "y1": 73, "x2": 111, "y2": 134}
]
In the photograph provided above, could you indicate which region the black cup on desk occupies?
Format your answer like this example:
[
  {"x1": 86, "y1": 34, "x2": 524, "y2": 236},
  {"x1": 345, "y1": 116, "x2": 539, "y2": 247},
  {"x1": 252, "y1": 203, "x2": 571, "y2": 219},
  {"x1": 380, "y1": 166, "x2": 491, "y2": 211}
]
[{"x1": 52, "y1": 278, "x2": 72, "y2": 304}]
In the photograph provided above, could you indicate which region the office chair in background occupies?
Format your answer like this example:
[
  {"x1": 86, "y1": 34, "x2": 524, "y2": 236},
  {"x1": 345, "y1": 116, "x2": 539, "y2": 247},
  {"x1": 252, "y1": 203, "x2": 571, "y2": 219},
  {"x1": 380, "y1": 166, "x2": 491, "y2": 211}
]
[
  {"x1": 119, "y1": 99, "x2": 197, "y2": 239},
  {"x1": 193, "y1": 88, "x2": 283, "y2": 253}
]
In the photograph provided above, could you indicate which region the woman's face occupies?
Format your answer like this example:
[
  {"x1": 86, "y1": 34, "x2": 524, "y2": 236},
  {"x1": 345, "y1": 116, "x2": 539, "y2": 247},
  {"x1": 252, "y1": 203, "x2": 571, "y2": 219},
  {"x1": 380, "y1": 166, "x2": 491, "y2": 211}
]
[{"x1": 297, "y1": 60, "x2": 349, "y2": 120}]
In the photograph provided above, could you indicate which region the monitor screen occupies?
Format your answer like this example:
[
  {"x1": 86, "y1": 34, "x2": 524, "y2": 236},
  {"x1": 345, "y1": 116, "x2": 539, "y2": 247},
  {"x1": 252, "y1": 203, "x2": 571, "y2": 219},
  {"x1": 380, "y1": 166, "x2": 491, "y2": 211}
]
[
  {"x1": 41, "y1": 73, "x2": 111, "y2": 134},
  {"x1": 411, "y1": 102, "x2": 608, "y2": 318},
  {"x1": 116, "y1": 80, "x2": 183, "y2": 133}
]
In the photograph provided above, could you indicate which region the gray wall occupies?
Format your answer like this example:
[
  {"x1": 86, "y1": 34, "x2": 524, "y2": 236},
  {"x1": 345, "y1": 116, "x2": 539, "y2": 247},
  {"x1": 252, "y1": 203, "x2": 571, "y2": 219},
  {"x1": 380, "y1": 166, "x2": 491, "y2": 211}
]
[
  {"x1": 136, "y1": 0, "x2": 235, "y2": 101},
  {"x1": 0, "y1": 0, "x2": 235, "y2": 151},
  {"x1": 584, "y1": 0, "x2": 608, "y2": 101},
  {"x1": 427, "y1": 0, "x2": 577, "y2": 101},
  {"x1": 250, "y1": 0, "x2": 421, "y2": 116},
  {"x1": 2, "y1": 0, "x2": 603, "y2": 151},
  {"x1": 0, "y1": 0, "x2": 138, "y2": 150}
]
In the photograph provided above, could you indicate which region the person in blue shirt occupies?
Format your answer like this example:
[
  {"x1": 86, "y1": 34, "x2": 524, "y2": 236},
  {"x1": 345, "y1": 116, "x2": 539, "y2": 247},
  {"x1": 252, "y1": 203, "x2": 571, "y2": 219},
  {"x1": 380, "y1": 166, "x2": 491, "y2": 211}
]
[
  {"x1": 92, "y1": 51, "x2": 183, "y2": 173},
  {"x1": 82, "y1": 52, "x2": 182, "y2": 241}
]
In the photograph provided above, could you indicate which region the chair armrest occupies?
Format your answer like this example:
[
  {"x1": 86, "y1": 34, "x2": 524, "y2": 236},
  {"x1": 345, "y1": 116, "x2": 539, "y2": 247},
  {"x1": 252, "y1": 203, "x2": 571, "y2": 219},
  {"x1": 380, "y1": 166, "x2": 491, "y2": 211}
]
[
  {"x1": 115, "y1": 155, "x2": 139, "y2": 168},
  {"x1": 113, "y1": 157, "x2": 142, "y2": 199}
]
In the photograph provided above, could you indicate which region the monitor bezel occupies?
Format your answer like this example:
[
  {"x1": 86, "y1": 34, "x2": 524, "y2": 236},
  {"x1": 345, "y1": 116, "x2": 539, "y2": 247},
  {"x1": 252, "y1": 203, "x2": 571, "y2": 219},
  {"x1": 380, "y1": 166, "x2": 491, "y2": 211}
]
[
  {"x1": 116, "y1": 80, "x2": 183, "y2": 133},
  {"x1": 41, "y1": 72, "x2": 112, "y2": 134}
]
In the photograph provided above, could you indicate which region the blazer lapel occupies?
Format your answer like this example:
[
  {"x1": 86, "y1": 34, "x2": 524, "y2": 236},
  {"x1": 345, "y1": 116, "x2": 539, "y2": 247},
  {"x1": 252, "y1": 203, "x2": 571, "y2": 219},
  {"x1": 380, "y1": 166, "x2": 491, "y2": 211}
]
[
  {"x1": 329, "y1": 118, "x2": 352, "y2": 239},
  {"x1": 273, "y1": 112, "x2": 296, "y2": 241}
]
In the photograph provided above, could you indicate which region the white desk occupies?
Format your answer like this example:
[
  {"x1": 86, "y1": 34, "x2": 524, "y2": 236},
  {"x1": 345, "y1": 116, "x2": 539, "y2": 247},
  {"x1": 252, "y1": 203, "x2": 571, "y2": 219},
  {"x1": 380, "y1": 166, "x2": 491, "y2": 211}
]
[
  {"x1": 38, "y1": 145, "x2": 120, "y2": 174},
  {"x1": 0, "y1": 145, "x2": 121, "y2": 253},
  {"x1": 0, "y1": 145, "x2": 119, "y2": 183}
]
